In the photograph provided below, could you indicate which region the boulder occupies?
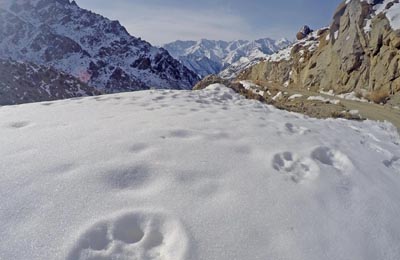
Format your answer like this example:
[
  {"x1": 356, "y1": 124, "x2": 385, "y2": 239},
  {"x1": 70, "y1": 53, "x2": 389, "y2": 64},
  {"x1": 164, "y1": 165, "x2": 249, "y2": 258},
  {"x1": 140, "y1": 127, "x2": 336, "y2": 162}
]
[{"x1": 296, "y1": 25, "x2": 313, "y2": 40}]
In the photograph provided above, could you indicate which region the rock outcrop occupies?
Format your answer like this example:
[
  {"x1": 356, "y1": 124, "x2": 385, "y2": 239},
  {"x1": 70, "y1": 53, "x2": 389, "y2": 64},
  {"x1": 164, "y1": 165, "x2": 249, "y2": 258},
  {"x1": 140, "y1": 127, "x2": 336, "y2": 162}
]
[
  {"x1": 296, "y1": 25, "x2": 313, "y2": 40},
  {"x1": 238, "y1": 0, "x2": 400, "y2": 104}
]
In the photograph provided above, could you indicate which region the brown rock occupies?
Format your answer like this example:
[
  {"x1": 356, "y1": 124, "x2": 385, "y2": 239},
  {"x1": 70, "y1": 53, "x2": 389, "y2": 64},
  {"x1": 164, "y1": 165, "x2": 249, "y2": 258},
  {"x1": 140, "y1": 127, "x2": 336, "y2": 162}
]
[{"x1": 237, "y1": 0, "x2": 400, "y2": 104}]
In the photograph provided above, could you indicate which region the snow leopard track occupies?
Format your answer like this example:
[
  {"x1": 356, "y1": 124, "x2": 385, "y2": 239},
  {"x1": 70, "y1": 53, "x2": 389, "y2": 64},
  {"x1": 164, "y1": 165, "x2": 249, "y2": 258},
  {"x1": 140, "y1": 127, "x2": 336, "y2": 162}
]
[{"x1": 67, "y1": 211, "x2": 189, "y2": 260}]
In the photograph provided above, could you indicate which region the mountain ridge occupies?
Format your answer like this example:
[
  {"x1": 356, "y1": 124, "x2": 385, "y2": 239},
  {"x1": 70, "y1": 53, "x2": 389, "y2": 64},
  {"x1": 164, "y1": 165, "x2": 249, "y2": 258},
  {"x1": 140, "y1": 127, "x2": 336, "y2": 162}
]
[
  {"x1": 163, "y1": 38, "x2": 291, "y2": 78},
  {"x1": 0, "y1": 0, "x2": 199, "y2": 94}
]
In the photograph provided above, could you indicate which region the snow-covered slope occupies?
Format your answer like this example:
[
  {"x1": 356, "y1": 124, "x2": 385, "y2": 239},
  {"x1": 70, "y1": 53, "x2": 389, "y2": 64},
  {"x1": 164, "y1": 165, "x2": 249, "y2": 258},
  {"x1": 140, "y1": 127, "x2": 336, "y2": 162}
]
[
  {"x1": 1, "y1": 85, "x2": 400, "y2": 260},
  {"x1": 356, "y1": 0, "x2": 400, "y2": 32},
  {"x1": 0, "y1": 0, "x2": 199, "y2": 92},
  {"x1": 0, "y1": 58, "x2": 100, "y2": 105},
  {"x1": 163, "y1": 38, "x2": 291, "y2": 78}
]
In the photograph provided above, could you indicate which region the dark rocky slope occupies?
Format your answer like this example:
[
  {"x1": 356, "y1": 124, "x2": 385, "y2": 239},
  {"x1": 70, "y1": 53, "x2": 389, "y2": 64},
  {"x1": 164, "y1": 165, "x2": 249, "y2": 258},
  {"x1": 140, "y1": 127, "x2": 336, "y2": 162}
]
[
  {"x1": 0, "y1": 0, "x2": 199, "y2": 93},
  {"x1": 0, "y1": 59, "x2": 100, "y2": 105}
]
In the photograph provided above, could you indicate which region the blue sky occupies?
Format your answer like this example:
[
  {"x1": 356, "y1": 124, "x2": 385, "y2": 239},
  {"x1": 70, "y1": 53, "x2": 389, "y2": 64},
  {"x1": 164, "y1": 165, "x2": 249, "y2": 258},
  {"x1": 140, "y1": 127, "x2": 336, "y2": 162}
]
[{"x1": 76, "y1": 0, "x2": 342, "y2": 45}]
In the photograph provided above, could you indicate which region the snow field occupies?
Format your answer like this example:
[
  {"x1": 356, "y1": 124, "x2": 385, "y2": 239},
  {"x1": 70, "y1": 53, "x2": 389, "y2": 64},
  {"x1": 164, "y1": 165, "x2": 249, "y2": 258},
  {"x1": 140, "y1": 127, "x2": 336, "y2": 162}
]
[{"x1": 0, "y1": 84, "x2": 400, "y2": 260}]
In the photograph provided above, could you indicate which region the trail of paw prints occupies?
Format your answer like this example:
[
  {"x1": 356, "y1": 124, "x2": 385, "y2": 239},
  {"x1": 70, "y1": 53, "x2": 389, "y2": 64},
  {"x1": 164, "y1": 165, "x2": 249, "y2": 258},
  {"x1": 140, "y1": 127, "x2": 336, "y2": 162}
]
[
  {"x1": 272, "y1": 147, "x2": 354, "y2": 183},
  {"x1": 272, "y1": 152, "x2": 319, "y2": 183},
  {"x1": 358, "y1": 130, "x2": 388, "y2": 153},
  {"x1": 281, "y1": 122, "x2": 311, "y2": 136},
  {"x1": 67, "y1": 211, "x2": 189, "y2": 260}
]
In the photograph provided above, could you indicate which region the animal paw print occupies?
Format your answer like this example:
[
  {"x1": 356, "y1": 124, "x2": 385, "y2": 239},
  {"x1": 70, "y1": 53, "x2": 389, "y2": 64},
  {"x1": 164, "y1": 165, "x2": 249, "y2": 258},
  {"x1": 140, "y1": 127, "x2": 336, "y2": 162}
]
[
  {"x1": 272, "y1": 152, "x2": 319, "y2": 183},
  {"x1": 67, "y1": 211, "x2": 189, "y2": 260},
  {"x1": 311, "y1": 147, "x2": 353, "y2": 173},
  {"x1": 383, "y1": 156, "x2": 400, "y2": 172},
  {"x1": 284, "y1": 123, "x2": 310, "y2": 135},
  {"x1": 7, "y1": 121, "x2": 30, "y2": 129}
]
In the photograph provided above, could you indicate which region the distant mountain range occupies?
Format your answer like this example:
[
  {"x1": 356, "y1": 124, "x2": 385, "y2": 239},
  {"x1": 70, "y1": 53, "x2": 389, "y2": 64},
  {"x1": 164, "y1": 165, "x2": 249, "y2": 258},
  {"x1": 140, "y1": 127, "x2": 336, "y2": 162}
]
[
  {"x1": 163, "y1": 38, "x2": 291, "y2": 78},
  {"x1": 0, "y1": 0, "x2": 291, "y2": 105},
  {"x1": 0, "y1": 0, "x2": 199, "y2": 103}
]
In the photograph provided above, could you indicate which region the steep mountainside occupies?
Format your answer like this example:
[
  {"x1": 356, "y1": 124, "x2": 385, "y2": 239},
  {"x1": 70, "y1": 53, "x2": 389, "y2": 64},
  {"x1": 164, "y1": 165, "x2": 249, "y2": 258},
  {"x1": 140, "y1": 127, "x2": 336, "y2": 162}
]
[
  {"x1": 163, "y1": 38, "x2": 291, "y2": 78},
  {"x1": 0, "y1": 58, "x2": 99, "y2": 105},
  {"x1": 238, "y1": 0, "x2": 400, "y2": 104},
  {"x1": 0, "y1": 0, "x2": 199, "y2": 93}
]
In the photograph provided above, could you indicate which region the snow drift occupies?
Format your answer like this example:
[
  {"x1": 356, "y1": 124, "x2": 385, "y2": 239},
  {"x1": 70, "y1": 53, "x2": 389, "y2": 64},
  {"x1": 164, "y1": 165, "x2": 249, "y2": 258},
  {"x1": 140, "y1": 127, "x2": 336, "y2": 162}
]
[{"x1": 0, "y1": 85, "x2": 399, "y2": 260}]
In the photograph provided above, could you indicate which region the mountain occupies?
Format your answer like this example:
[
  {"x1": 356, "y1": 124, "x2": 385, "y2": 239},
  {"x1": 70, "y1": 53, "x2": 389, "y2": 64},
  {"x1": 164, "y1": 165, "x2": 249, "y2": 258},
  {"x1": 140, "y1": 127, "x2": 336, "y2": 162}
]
[
  {"x1": 0, "y1": 0, "x2": 199, "y2": 94},
  {"x1": 238, "y1": 0, "x2": 400, "y2": 104},
  {"x1": 163, "y1": 38, "x2": 291, "y2": 78},
  {"x1": 0, "y1": 58, "x2": 100, "y2": 105}
]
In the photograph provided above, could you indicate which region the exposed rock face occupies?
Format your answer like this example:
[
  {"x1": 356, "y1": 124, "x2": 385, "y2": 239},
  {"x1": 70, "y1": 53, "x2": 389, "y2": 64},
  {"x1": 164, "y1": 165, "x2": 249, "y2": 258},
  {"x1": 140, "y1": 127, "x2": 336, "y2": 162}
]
[
  {"x1": 239, "y1": 0, "x2": 400, "y2": 103},
  {"x1": 0, "y1": 0, "x2": 199, "y2": 93},
  {"x1": 0, "y1": 59, "x2": 100, "y2": 105}
]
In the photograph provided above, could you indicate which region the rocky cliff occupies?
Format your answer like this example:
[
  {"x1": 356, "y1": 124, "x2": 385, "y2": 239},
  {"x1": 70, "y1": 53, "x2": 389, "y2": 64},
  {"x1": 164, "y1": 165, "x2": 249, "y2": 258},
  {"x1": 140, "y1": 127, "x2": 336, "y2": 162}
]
[
  {"x1": 238, "y1": 0, "x2": 400, "y2": 104},
  {"x1": 0, "y1": 0, "x2": 199, "y2": 93}
]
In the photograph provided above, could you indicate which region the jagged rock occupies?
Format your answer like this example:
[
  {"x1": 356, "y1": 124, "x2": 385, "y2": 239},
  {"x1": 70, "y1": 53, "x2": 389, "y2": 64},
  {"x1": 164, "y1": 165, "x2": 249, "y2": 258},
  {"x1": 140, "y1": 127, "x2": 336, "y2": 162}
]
[{"x1": 238, "y1": 0, "x2": 400, "y2": 104}]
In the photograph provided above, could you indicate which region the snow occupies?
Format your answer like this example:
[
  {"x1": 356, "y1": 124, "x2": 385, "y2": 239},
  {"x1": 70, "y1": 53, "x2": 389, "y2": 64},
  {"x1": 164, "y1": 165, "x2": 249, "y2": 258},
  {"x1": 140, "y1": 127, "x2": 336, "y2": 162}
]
[
  {"x1": 267, "y1": 30, "x2": 322, "y2": 63},
  {"x1": 272, "y1": 91, "x2": 283, "y2": 100},
  {"x1": 320, "y1": 90, "x2": 370, "y2": 103},
  {"x1": 239, "y1": 80, "x2": 265, "y2": 97},
  {"x1": 163, "y1": 38, "x2": 291, "y2": 78},
  {"x1": 334, "y1": 30, "x2": 339, "y2": 40},
  {"x1": 1, "y1": 85, "x2": 400, "y2": 260},
  {"x1": 349, "y1": 109, "x2": 360, "y2": 115},
  {"x1": 354, "y1": 0, "x2": 400, "y2": 32},
  {"x1": 307, "y1": 95, "x2": 341, "y2": 105},
  {"x1": 288, "y1": 94, "x2": 303, "y2": 100},
  {"x1": 385, "y1": 2, "x2": 400, "y2": 30},
  {"x1": 267, "y1": 46, "x2": 291, "y2": 62}
]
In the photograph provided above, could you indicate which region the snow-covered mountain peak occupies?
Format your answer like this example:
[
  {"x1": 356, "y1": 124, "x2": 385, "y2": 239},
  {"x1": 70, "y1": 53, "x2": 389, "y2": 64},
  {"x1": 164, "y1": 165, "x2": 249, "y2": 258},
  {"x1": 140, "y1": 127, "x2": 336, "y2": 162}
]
[
  {"x1": 0, "y1": 0, "x2": 199, "y2": 92},
  {"x1": 163, "y1": 38, "x2": 292, "y2": 78},
  {"x1": 275, "y1": 37, "x2": 292, "y2": 48}
]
